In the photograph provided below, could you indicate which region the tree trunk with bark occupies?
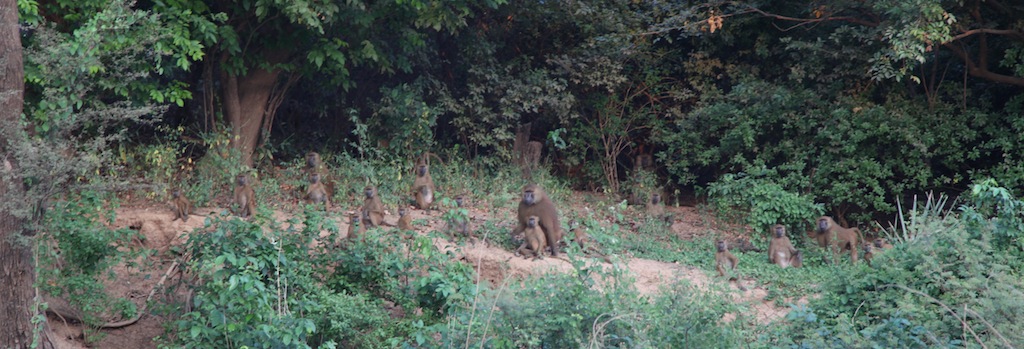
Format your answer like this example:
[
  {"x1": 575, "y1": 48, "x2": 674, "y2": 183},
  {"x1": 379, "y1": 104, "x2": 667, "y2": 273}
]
[
  {"x1": 1, "y1": 0, "x2": 40, "y2": 347},
  {"x1": 219, "y1": 51, "x2": 295, "y2": 167}
]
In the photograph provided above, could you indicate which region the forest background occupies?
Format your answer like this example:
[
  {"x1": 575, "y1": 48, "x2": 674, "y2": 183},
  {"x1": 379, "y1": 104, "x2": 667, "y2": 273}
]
[{"x1": 1, "y1": 0, "x2": 1023, "y2": 348}]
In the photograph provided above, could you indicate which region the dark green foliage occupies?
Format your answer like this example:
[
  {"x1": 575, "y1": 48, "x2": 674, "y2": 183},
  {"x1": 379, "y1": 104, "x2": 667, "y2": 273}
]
[
  {"x1": 763, "y1": 181, "x2": 1024, "y2": 348},
  {"x1": 705, "y1": 170, "x2": 824, "y2": 243}
]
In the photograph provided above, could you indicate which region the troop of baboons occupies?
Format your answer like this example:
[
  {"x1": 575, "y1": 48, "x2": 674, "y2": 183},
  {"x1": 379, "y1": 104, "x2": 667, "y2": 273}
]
[{"x1": 169, "y1": 146, "x2": 893, "y2": 288}]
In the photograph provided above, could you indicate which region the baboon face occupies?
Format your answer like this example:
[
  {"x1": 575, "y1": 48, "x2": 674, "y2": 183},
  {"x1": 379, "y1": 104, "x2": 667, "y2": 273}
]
[
  {"x1": 716, "y1": 240, "x2": 727, "y2": 252},
  {"x1": 863, "y1": 243, "x2": 873, "y2": 253},
  {"x1": 364, "y1": 186, "x2": 375, "y2": 198},
  {"x1": 172, "y1": 189, "x2": 182, "y2": 198},
  {"x1": 522, "y1": 188, "x2": 536, "y2": 206},
  {"x1": 417, "y1": 164, "x2": 428, "y2": 177},
  {"x1": 455, "y1": 195, "x2": 464, "y2": 207},
  {"x1": 399, "y1": 208, "x2": 407, "y2": 217},
  {"x1": 651, "y1": 193, "x2": 660, "y2": 205},
  {"x1": 874, "y1": 239, "x2": 884, "y2": 248},
  {"x1": 306, "y1": 152, "x2": 320, "y2": 167},
  {"x1": 310, "y1": 173, "x2": 321, "y2": 184},
  {"x1": 236, "y1": 175, "x2": 247, "y2": 186},
  {"x1": 351, "y1": 214, "x2": 360, "y2": 224},
  {"x1": 527, "y1": 216, "x2": 538, "y2": 228},
  {"x1": 817, "y1": 217, "x2": 831, "y2": 232},
  {"x1": 774, "y1": 225, "x2": 786, "y2": 238}
]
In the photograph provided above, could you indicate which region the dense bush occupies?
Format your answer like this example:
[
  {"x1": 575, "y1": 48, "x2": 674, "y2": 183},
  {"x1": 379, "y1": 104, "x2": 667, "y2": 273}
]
[{"x1": 762, "y1": 181, "x2": 1024, "y2": 348}]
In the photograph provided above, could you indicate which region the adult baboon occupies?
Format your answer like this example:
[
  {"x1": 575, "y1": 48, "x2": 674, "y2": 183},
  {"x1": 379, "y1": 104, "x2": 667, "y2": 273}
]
[
  {"x1": 411, "y1": 159, "x2": 434, "y2": 210},
  {"x1": 362, "y1": 186, "x2": 385, "y2": 227},
  {"x1": 171, "y1": 189, "x2": 192, "y2": 222},
  {"x1": 233, "y1": 174, "x2": 256, "y2": 218},
  {"x1": 814, "y1": 216, "x2": 861, "y2": 264},
  {"x1": 515, "y1": 216, "x2": 547, "y2": 260},
  {"x1": 513, "y1": 184, "x2": 563, "y2": 257},
  {"x1": 767, "y1": 224, "x2": 800, "y2": 268},
  {"x1": 306, "y1": 173, "x2": 329, "y2": 208}
]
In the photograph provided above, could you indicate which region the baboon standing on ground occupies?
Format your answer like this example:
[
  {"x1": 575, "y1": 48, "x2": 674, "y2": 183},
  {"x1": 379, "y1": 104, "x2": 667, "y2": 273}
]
[
  {"x1": 411, "y1": 159, "x2": 434, "y2": 210},
  {"x1": 515, "y1": 216, "x2": 547, "y2": 260},
  {"x1": 815, "y1": 216, "x2": 861, "y2": 264},
  {"x1": 767, "y1": 224, "x2": 801, "y2": 268},
  {"x1": 362, "y1": 186, "x2": 385, "y2": 227},
  {"x1": 171, "y1": 189, "x2": 193, "y2": 222},
  {"x1": 512, "y1": 184, "x2": 563, "y2": 257},
  {"x1": 233, "y1": 174, "x2": 256, "y2": 218}
]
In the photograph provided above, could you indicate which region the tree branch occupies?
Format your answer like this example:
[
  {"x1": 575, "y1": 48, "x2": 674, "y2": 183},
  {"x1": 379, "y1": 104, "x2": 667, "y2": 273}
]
[{"x1": 944, "y1": 42, "x2": 1024, "y2": 87}]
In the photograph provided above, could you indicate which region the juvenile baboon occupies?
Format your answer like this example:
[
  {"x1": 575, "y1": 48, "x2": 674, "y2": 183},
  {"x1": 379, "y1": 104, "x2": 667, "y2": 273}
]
[
  {"x1": 634, "y1": 154, "x2": 654, "y2": 172},
  {"x1": 305, "y1": 151, "x2": 322, "y2": 171},
  {"x1": 449, "y1": 195, "x2": 470, "y2": 237},
  {"x1": 305, "y1": 173, "x2": 330, "y2": 208},
  {"x1": 397, "y1": 207, "x2": 413, "y2": 231},
  {"x1": 304, "y1": 151, "x2": 335, "y2": 197},
  {"x1": 411, "y1": 159, "x2": 434, "y2": 210},
  {"x1": 647, "y1": 192, "x2": 665, "y2": 217},
  {"x1": 791, "y1": 250, "x2": 804, "y2": 268},
  {"x1": 171, "y1": 189, "x2": 192, "y2": 222},
  {"x1": 873, "y1": 238, "x2": 893, "y2": 249},
  {"x1": 515, "y1": 216, "x2": 547, "y2": 260},
  {"x1": 715, "y1": 240, "x2": 747, "y2": 291},
  {"x1": 233, "y1": 174, "x2": 256, "y2": 218},
  {"x1": 571, "y1": 227, "x2": 612, "y2": 263},
  {"x1": 862, "y1": 243, "x2": 875, "y2": 267},
  {"x1": 361, "y1": 186, "x2": 385, "y2": 227},
  {"x1": 513, "y1": 184, "x2": 563, "y2": 257},
  {"x1": 347, "y1": 213, "x2": 366, "y2": 240},
  {"x1": 767, "y1": 224, "x2": 800, "y2": 268},
  {"x1": 815, "y1": 216, "x2": 861, "y2": 264}
]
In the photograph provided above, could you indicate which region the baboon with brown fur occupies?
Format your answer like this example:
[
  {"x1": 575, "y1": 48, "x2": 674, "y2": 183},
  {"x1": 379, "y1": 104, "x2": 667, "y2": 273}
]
[
  {"x1": 862, "y1": 243, "x2": 875, "y2": 267},
  {"x1": 513, "y1": 184, "x2": 563, "y2": 257},
  {"x1": 171, "y1": 189, "x2": 193, "y2": 222},
  {"x1": 305, "y1": 173, "x2": 330, "y2": 208},
  {"x1": 362, "y1": 186, "x2": 385, "y2": 227},
  {"x1": 515, "y1": 216, "x2": 547, "y2": 260},
  {"x1": 767, "y1": 224, "x2": 801, "y2": 268},
  {"x1": 347, "y1": 213, "x2": 366, "y2": 240},
  {"x1": 571, "y1": 226, "x2": 612, "y2": 263},
  {"x1": 715, "y1": 240, "x2": 747, "y2": 291},
  {"x1": 397, "y1": 207, "x2": 413, "y2": 231},
  {"x1": 233, "y1": 174, "x2": 256, "y2": 218},
  {"x1": 815, "y1": 216, "x2": 861, "y2": 264},
  {"x1": 304, "y1": 151, "x2": 334, "y2": 197},
  {"x1": 411, "y1": 159, "x2": 434, "y2": 210},
  {"x1": 874, "y1": 238, "x2": 893, "y2": 250}
]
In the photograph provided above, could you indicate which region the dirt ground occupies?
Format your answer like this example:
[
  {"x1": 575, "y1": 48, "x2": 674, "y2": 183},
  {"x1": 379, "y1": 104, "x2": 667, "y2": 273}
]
[{"x1": 44, "y1": 197, "x2": 801, "y2": 348}]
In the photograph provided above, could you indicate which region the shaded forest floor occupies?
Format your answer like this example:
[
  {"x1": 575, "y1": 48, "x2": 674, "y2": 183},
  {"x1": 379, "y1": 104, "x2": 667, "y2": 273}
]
[{"x1": 45, "y1": 194, "x2": 805, "y2": 348}]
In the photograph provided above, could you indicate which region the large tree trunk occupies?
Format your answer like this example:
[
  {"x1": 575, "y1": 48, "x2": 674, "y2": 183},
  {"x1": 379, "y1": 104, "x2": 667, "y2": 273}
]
[
  {"x1": 219, "y1": 51, "x2": 294, "y2": 167},
  {"x1": 0, "y1": 0, "x2": 38, "y2": 347}
]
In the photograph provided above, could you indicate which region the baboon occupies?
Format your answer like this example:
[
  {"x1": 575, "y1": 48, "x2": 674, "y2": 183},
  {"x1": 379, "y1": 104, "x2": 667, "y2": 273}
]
[
  {"x1": 862, "y1": 243, "x2": 874, "y2": 267},
  {"x1": 647, "y1": 193, "x2": 664, "y2": 217},
  {"x1": 304, "y1": 151, "x2": 334, "y2": 197},
  {"x1": 767, "y1": 224, "x2": 800, "y2": 268},
  {"x1": 515, "y1": 216, "x2": 547, "y2": 260},
  {"x1": 571, "y1": 226, "x2": 612, "y2": 263},
  {"x1": 873, "y1": 238, "x2": 893, "y2": 249},
  {"x1": 171, "y1": 189, "x2": 192, "y2": 222},
  {"x1": 305, "y1": 173, "x2": 330, "y2": 208},
  {"x1": 448, "y1": 195, "x2": 470, "y2": 237},
  {"x1": 347, "y1": 213, "x2": 366, "y2": 240},
  {"x1": 362, "y1": 186, "x2": 385, "y2": 227},
  {"x1": 814, "y1": 216, "x2": 861, "y2": 264},
  {"x1": 634, "y1": 154, "x2": 654, "y2": 172},
  {"x1": 412, "y1": 159, "x2": 434, "y2": 210},
  {"x1": 791, "y1": 250, "x2": 804, "y2": 268},
  {"x1": 715, "y1": 240, "x2": 747, "y2": 291},
  {"x1": 397, "y1": 207, "x2": 413, "y2": 231},
  {"x1": 513, "y1": 184, "x2": 563, "y2": 257},
  {"x1": 233, "y1": 174, "x2": 256, "y2": 218}
]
